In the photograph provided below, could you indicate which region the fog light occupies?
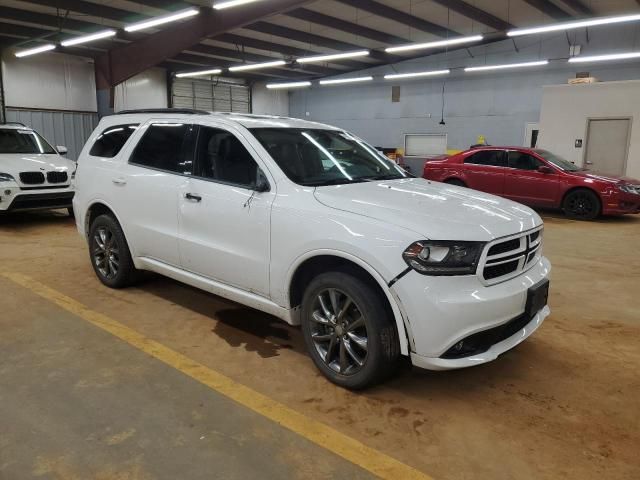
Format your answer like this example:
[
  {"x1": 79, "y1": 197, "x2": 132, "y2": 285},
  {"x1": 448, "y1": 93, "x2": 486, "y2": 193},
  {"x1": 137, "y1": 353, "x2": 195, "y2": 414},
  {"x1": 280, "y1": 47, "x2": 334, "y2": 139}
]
[
  {"x1": 453, "y1": 341, "x2": 464, "y2": 351},
  {"x1": 4, "y1": 190, "x2": 10, "y2": 195}
]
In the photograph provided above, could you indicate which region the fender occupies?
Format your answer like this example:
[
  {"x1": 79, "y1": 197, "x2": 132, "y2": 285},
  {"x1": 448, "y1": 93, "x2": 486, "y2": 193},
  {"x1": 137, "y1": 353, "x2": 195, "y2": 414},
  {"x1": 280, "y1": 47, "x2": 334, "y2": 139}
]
[
  {"x1": 285, "y1": 248, "x2": 412, "y2": 356},
  {"x1": 83, "y1": 198, "x2": 140, "y2": 262}
]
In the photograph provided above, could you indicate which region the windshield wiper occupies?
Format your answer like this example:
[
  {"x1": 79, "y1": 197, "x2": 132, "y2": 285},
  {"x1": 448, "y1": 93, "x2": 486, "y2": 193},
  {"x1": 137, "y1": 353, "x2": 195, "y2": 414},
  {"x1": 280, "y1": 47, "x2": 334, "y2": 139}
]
[
  {"x1": 301, "y1": 178, "x2": 368, "y2": 187},
  {"x1": 361, "y1": 174, "x2": 408, "y2": 181}
]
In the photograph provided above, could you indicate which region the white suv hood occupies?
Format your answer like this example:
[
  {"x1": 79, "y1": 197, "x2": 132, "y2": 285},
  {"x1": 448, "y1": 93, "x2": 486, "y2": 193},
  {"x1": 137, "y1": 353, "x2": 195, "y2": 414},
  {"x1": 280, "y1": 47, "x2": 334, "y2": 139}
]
[
  {"x1": 313, "y1": 178, "x2": 542, "y2": 241},
  {"x1": 0, "y1": 153, "x2": 75, "y2": 174}
]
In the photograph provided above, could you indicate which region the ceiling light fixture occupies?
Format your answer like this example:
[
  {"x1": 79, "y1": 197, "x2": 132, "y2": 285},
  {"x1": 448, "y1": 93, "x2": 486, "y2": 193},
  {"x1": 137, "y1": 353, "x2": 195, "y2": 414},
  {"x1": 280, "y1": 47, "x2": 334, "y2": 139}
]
[
  {"x1": 384, "y1": 69, "x2": 450, "y2": 80},
  {"x1": 297, "y1": 50, "x2": 370, "y2": 63},
  {"x1": 508, "y1": 13, "x2": 640, "y2": 37},
  {"x1": 464, "y1": 60, "x2": 549, "y2": 72},
  {"x1": 61, "y1": 29, "x2": 116, "y2": 47},
  {"x1": 15, "y1": 44, "x2": 56, "y2": 58},
  {"x1": 319, "y1": 76, "x2": 374, "y2": 85},
  {"x1": 385, "y1": 35, "x2": 483, "y2": 53},
  {"x1": 266, "y1": 81, "x2": 312, "y2": 89},
  {"x1": 213, "y1": 0, "x2": 262, "y2": 10},
  {"x1": 229, "y1": 60, "x2": 287, "y2": 72},
  {"x1": 125, "y1": 8, "x2": 199, "y2": 32},
  {"x1": 568, "y1": 51, "x2": 640, "y2": 63},
  {"x1": 175, "y1": 68, "x2": 223, "y2": 78}
]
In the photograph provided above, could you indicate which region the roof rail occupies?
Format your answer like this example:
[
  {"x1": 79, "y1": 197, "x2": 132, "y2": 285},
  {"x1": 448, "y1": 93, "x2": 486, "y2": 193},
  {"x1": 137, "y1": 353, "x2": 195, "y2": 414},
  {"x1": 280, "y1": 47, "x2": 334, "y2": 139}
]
[
  {"x1": 114, "y1": 108, "x2": 211, "y2": 115},
  {"x1": 1, "y1": 122, "x2": 27, "y2": 127}
]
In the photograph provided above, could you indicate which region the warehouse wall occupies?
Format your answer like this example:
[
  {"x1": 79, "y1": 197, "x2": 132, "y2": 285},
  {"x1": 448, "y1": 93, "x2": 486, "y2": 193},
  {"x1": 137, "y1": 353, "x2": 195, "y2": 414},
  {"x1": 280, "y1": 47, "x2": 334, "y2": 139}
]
[
  {"x1": 289, "y1": 24, "x2": 640, "y2": 151},
  {"x1": 114, "y1": 68, "x2": 168, "y2": 112},
  {"x1": 539, "y1": 80, "x2": 640, "y2": 178},
  {"x1": 252, "y1": 83, "x2": 289, "y2": 116}
]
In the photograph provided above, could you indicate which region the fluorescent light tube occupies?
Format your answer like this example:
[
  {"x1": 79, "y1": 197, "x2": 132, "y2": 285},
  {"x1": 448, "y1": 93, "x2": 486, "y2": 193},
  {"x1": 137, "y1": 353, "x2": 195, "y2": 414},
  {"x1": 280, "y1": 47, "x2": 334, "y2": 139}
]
[
  {"x1": 61, "y1": 30, "x2": 116, "y2": 47},
  {"x1": 266, "y1": 81, "x2": 312, "y2": 89},
  {"x1": 15, "y1": 44, "x2": 56, "y2": 58},
  {"x1": 386, "y1": 35, "x2": 483, "y2": 53},
  {"x1": 214, "y1": 0, "x2": 262, "y2": 10},
  {"x1": 125, "y1": 8, "x2": 199, "y2": 32},
  {"x1": 297, "y1": 50, "x2": 370, "y2": 63},
  {"x1": 465, "y1": 60, "x2": 549, "y2": 72},
  {"x1": 175, "y1": 68, "x2": 222, "y2": 78},
  {"x1": 229, "y1": 60, "x2": 287, "y2": 72},
  {"x1": 384, "y1": 69, "x2": 450, "y2": 80},
  {"x1": 568, "y1": 52, "x2": 640, "y2": 63},
  {"x1": 319, "y1": 76, "x2": 373, "y2": 85},
  {"x1": 508, "y1": 13, "x2": 640, "y2": 37}
]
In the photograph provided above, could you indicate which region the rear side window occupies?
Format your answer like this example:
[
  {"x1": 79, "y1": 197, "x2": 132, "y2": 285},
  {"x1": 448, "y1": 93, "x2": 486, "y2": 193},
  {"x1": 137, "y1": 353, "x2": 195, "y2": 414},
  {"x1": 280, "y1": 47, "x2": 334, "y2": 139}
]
[
  {"x1": 508, "y1": 151, "x2": 542, "y2": 170},
  {"x1": 89, "y1": 124, "x2": 139, "y2": 158},
  {"x1": 129, "y1": 123, "x2": 191, "y2": 174},
  {"x1": 465, "y1": 150, "x2": 506, "y2": 167}
]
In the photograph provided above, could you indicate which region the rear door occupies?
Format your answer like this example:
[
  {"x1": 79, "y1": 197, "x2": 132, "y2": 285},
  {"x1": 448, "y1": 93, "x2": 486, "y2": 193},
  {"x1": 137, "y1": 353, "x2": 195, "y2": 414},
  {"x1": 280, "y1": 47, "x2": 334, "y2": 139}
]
[
  {"x1": 504, "y1": 151, "x2": 560, "y2": 207},
  {"x1": 462, "y1": 150, "x2": 507, "y2": 195},
  {"x1": 113, "y1": 121, "x2": 194, "y2": 266}
]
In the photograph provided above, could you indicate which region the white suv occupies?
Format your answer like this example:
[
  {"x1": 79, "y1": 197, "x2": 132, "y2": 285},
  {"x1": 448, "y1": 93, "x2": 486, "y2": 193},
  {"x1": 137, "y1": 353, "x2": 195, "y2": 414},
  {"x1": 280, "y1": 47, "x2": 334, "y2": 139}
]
[
  {"x1": 74, "y1": 109, "x2": 551, "y2": 389},
  {"x1": 0, "y1": 123, "x2": 75, "y2": 215}
]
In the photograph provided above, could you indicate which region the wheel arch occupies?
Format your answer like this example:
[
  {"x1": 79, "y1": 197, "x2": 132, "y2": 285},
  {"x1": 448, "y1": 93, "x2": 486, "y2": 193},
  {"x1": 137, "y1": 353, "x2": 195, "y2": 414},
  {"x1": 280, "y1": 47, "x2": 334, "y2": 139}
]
[
  {"x1": 443, "y1": 176, "x2": 467, "y2": 186},
  {"x1": 287, "y1": 250, "x2": 410, "y2": 355},
  {"x1": 561, "y1": 186, "x2": 602, "y2": 209},
  {"x1": 84, "y1": 200, "x2": 128, "y2": 242}
]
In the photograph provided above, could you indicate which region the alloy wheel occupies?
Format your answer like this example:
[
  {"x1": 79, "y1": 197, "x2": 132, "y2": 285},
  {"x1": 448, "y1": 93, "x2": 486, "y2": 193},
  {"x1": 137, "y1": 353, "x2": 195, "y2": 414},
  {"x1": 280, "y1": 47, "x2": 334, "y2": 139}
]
[
  {"x1": 92, "y1": 227, "x2": 120, "y2": 280},
  {"x1": 309, "y1": 288, "x2": 368, "y2": 375},
  {"x1": 567, "y1": 192, "x2": 595, "y2": 217}
]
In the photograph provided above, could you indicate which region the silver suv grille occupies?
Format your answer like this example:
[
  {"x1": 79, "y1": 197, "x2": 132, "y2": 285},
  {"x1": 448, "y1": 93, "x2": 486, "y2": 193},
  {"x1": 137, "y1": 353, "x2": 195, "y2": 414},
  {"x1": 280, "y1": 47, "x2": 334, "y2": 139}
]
[{"x1": 479, "y1": 227, "x2": 543, "y2": 284}]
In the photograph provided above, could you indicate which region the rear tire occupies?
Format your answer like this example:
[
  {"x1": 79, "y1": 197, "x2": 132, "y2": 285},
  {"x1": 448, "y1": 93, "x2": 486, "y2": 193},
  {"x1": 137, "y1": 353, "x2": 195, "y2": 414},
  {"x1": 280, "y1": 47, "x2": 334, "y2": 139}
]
[
  {"x1": 88, "y1": 214, "x2": 139, "y2": 288},
  {"x1": 67, "y1": 207, "x2": 75, "y2": 218},
  {"x1": 563, "y1": 189, "x2": 601, "y2": 220},
  {"x1": 301, "y1": 271, "x2": 400, "y2": 390},
  {"x1": 445, "y1": 178, "x2": 466, "y2": 187}
]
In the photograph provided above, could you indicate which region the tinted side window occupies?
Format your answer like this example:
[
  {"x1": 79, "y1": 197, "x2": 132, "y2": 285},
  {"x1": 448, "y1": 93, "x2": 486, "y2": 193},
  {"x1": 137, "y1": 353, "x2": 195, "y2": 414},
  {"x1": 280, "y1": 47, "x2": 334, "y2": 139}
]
[
  {"x1": 129, "y1": 124, "x2": 191, "y2": 174},
  {"x1": 464, "y1": 150, "x2": 506, "y2": 167},
  {"x1": 508, "y1": 151, "x2": 542, "y2": 170},
  {"x1": 89, "y1": 124, "x2": 139, "y2": 158},
  {"x1": 194, "y1": 126, "x2": 259, "y2": 187}
]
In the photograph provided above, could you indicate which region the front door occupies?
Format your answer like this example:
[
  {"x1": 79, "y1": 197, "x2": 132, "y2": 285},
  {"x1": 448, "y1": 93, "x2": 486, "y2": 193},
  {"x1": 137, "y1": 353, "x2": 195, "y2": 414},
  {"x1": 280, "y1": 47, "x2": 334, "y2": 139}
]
[
  {"x1": 178, "y1": 124, "x2": 274, "y2": 296},
  {"x1": 462, "y1": 150, "x2": 507, "y2": 195},
  {"x1": 504, "y1": 151, "x2": 559, "y2": 207},
  {"x1": 584, "y1": 118, "x2": 630, "y2": 176}
]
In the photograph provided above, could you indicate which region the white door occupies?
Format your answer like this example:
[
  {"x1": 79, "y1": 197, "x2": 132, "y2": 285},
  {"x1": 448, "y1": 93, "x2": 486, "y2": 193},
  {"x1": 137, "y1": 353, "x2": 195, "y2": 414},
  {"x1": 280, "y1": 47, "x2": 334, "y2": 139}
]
[
  {"x1": 584, "y1": 118, "x2": 630, "y2": 176},
  {"x1": 178, "y1": 124, "x2": 274, "y2": 296},
  {"x1": 115, "y1": 121, "x2": 193, "y2": 266}
]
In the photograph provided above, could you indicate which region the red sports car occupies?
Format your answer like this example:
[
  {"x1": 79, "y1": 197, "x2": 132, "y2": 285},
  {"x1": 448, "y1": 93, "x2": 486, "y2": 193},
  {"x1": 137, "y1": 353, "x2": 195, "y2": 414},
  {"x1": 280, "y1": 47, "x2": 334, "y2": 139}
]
[{"x1": 422, "y1": 146, "x2": 640, "y2": 220}]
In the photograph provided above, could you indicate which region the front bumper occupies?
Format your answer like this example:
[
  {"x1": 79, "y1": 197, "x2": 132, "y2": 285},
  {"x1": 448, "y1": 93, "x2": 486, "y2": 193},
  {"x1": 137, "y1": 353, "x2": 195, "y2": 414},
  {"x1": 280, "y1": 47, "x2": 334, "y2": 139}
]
[
  {"x1": 0, "y1": 184, "x2": 74, "y2": 212},
  {"x1": 391, "y1": 256, "x2": 551, "y2": 370},
  {"x1": 602, "y1": 190, "x2": 640, "y2": 215}
]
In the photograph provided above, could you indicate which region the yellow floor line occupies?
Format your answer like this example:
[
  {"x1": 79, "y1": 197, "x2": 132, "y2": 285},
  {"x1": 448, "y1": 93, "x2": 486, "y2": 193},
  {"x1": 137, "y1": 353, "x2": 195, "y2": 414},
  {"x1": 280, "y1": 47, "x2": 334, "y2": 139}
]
[{"x1": 2, "y1": 271, "x2": 433, "y2": 480}]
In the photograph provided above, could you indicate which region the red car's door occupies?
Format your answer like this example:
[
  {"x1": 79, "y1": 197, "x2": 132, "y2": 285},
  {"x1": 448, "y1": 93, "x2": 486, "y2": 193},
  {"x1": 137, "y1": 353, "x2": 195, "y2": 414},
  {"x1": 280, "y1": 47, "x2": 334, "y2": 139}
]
[
  {"x1": 462, "y1": 150, "x2": 507, "y2": 195},
  {"x1": 504, "y1": 151, "x2": 560, "y2": 207}
]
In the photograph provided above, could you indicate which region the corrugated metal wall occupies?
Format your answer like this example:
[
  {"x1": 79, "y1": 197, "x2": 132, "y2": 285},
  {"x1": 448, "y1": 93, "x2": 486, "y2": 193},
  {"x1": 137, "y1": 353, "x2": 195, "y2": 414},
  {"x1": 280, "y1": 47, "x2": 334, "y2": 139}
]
[
  {"x1": 172, "y1": 77, "x2": 250, "y2": 113},
  {"x1": 5, "y1": 108, "x2": 98, "y2": 161}
]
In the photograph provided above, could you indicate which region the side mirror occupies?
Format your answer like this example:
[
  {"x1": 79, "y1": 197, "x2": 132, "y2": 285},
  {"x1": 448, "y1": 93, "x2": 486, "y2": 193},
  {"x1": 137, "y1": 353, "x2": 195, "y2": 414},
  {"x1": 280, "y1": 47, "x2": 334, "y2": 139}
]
[
  {"x1": 56, "y1": 145, "x2": 68, "y2": 155},
  {"x1": 254, "y1": 177, "x2": 270, "y2": 192},
  {"x1": 538, "y1": 165, "x2": 553, "y2": 174}
]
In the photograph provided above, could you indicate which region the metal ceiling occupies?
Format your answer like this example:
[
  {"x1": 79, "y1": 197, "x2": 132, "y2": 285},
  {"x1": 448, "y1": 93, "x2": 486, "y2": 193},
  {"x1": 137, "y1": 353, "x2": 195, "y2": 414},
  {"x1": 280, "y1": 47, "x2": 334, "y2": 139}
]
[{"x1": 0, "y1": 0, "x2": 638, "y2": 86}]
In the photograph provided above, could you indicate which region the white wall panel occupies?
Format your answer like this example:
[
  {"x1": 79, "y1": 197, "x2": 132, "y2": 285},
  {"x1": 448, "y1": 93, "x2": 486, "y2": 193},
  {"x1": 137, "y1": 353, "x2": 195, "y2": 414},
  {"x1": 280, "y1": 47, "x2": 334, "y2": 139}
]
[
  {"x1": 252, "y1": 83, "x2": 289, "y2": 116},
  {"x1": 114, "y1": 68, "x2": 168, "y2": 112},
  {"x1": 1, "y1": 51, "x2": 96, "y2": 112}
]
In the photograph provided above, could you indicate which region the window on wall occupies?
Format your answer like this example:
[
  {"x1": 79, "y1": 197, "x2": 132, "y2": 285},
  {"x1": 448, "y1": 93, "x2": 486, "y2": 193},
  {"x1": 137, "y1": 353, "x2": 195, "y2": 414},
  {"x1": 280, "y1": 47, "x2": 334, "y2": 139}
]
[
  {"x1": 129, "y1": 123, "x2": 192, "y2": 174},
  {"x1": 465, "y1": 150, "x2": 507, "y2": 167},
  {"x1": 89, "y1": 124, "x2": 139, "y2": 158}
]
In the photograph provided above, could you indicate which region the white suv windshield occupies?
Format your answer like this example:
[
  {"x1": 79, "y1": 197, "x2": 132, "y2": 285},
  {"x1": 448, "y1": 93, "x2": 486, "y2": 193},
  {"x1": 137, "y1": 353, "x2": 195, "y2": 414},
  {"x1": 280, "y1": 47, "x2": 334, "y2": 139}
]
[
  {"x1": 0, "y1": 128, "x2": 57, "y2": 154},
  {"x1": 251, "y1": 128, "x2": 409, "y2": 186}
]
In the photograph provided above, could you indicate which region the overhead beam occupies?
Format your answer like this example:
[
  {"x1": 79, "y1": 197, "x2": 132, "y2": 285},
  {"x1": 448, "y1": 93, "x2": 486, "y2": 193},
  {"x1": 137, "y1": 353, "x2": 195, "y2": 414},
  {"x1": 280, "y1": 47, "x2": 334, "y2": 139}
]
[
  {"x1": 286, "y1": 8, "x2": 410, "y2": 44},
  {"x1": 0, "y1": 5, "x2": 98, "y2": 32},
  {"x1": 21, "y1": 0, "x2": 146, "y2": 23},
  {"x1": 557, "y1": 0, "x2": 593, "y2": 16},
  {"x1": 522, "y1": 0, "x2": 573, "y2": 20},
  {"x1": 335, "y1": 0, "x2": 457, "y2": 37},
  {"x1": 428, "y1": 0, "x2": 513, "y2": 31},
  {"x1": 246, "y1": 22, "x2": 396, "y2": 63},
  {"x1": 95, "y1": 0, "x2": 316, "y2": 88}
]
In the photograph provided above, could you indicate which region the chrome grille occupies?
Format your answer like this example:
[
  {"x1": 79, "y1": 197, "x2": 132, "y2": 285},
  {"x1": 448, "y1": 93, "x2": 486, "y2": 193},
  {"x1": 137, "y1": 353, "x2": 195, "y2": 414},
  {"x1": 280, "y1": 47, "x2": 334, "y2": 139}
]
[{"x1": 480, "y1": 227, "x2": 543, "y2": 284}]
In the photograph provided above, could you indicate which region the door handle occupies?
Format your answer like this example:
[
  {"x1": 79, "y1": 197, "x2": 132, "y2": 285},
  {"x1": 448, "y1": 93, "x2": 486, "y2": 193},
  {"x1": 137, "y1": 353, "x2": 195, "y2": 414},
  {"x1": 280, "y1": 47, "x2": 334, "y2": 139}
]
[
  {"x1": 112, "y1": 177, "x2": 127, "y2": 186},
  {"x1": 185, "y1": 193, "x2": 202, "y2": 202}
]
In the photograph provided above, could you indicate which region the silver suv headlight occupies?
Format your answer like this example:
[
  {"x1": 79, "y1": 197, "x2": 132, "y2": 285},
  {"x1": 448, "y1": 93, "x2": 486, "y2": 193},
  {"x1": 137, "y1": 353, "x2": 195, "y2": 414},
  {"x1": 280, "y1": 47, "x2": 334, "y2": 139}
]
[
  {"x1": 403, "y1": 240, "x2": 485, "y2": 276},
  {"x1": 0, "y1": 173, "x2": 15, "y2": 182}
]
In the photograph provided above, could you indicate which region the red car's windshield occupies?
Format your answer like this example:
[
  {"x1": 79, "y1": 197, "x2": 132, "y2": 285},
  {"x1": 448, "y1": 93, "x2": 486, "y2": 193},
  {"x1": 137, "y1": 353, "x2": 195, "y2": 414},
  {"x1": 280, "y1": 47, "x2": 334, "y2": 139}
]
[{"x1": 534, "y1": 149, "x2": 580, "y2": 172}]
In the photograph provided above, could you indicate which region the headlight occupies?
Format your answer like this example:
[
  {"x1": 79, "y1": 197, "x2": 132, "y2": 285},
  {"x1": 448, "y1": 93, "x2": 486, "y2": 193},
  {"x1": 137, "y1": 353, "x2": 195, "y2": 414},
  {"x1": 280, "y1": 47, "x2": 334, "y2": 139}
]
[
  {"x1": 0, "y1": 173, "x2": 15, "y2": 182},
  {"x1": 402, "y1": 240, "x2": 485, "y2": 275},
  {"x1": 618, "y1": 184, "x2": 639, "y2": 194}
]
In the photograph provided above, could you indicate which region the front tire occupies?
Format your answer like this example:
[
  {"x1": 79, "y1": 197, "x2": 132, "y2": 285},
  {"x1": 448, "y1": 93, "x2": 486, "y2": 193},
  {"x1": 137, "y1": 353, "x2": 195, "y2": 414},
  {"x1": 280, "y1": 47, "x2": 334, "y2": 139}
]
[
  {"x1": 563, "y1": 189, "x2": 601, "y2": 220},
  {"x1": 88, "y1": 214, "x2": 138, "y2": 288},
  {"x1": 301, "y1": 271, "x2": 400, "y2": 389}
]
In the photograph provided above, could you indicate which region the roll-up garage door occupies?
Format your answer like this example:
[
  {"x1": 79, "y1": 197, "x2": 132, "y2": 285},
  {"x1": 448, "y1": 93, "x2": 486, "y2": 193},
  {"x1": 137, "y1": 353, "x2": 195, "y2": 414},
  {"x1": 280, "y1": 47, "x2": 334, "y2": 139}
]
[{"x1": 171, "y1": 77, "x2": 251, "y2": 113}]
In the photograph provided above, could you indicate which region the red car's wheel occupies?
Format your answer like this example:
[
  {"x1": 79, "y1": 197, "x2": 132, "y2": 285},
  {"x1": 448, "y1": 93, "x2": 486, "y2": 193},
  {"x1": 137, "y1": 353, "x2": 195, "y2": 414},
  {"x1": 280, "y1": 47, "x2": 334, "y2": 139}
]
[{"x1": 563, "y1": 189, "x2": 601, "y2": 220}]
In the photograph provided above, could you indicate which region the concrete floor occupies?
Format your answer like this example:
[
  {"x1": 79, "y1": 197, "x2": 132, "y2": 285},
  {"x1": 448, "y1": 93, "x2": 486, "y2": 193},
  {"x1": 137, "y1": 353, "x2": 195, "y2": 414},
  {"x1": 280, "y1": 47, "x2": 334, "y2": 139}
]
[{"x1": 0, "y1": 210, "x2": 638, "y2": 480}]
